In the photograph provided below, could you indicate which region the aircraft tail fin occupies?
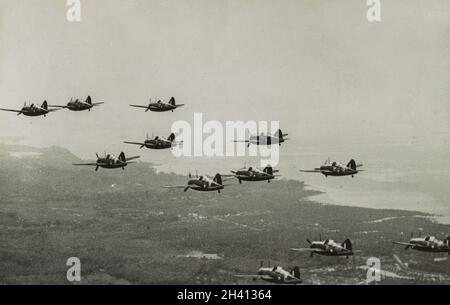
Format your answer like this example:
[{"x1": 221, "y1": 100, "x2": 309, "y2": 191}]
[
  {"x1": 168, "y1": 133, "x2": 176, "y2": 143},
  {"x1": 119, "y1": 152, "x2": 126, "y2": 163},
  {"x1": 213, "y1": 173, "x2": 222, "y2": 185},
  {"x1": 347, "y1": 159, "x2": 357, "y2": 170},
  {"x1": 291, "y1": 266, "x2": 301, "y2": 279},
  {"x1": 169, "y1": 97, "x2": 176, "y2": 106},
  {"x1": 41, "y1": 101, "x2": 48, "y2": 110},
  {"x1": 274, "y1": 129, "x2": 283, "y2": 140},
  {"x1": 342, "y1": 239, "x2": 353, "y2": 251},
  {"x1": 263, "y1": 165, "x2": 273, "y2": 176},
  {"x1": 86, "y1": 96, "x2": 92, "y2": 105}
]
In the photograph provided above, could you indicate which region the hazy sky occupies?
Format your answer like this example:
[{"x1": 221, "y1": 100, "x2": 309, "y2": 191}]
[{"x1": 0, "y1": 0, "x2": 449, "y2": 158}]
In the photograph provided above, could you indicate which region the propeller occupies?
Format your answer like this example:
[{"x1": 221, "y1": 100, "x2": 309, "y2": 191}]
[
  {"x1": 306, "y1": 238, "x2": 312, "y2": 244},
  {"x1": 146, "y1": 98, "x2": 151, "y2": 112},
  {"x1": 188, "y1": 172, "x2": 192, "y2": 179},
  {"x1": 183, "y1": 186, "x2": 190, "y2": 192},
  {"x1": 96, "y1": 153, "x2": 100, "y2": 159}
]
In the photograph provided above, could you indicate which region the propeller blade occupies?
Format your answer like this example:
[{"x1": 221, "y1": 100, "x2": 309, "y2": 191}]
[
  {"x1": 183, "y1": 186, "x2": 190, "y2": 192},
  {"x1": 306, "y1": 238, "x2": 312, "y2": 244},
  {"x1": 95, "y1": 166, "x2": 99, "y2": 172},
  {"x1": 17, "y1": 111, "x2": 22, "y2": 116}
]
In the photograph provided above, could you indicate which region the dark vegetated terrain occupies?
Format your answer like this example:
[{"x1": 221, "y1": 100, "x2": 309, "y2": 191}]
[{"x1": 0, "y1": 144, "x2": 449, "y2": 284}]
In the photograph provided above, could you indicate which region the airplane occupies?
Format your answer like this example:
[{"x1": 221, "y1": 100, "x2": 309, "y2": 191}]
[
  {"x1": 49, "y1": 96, "x2": 103, "y2": 111},
  {"x1": 230, "y1": 164, "x2": 279, "y2": 184},
  {"x1": 233, "y1": 129, "x2": 289, "y2": 147},
  {"x1": 235, "y1": 261, "x2": 302, "y2": 284},
  {"x1": 392, "y1": 233, "x2": 450, "y2": 254},
  {"x1": 124, "y1": 133, "x2": 182, "y2": 150},
  {"x1": 290, "y1": 236, "x2": 355, "y2": 259},
  {"x1": 300, "y1": 158, "x2": 363, "y2": 178},
  {"x1": 129, "y1": 97, "x2": 184, "y2": 113},
  {"x1": 163, "y1": 172, "x2": 230, "y2": 193},
  {"x1": 73, "y1": 152, "x2": 140, "y2": 171},
  {"x1": 0, "y1": 101, "x2": 59, "y2": 117}
]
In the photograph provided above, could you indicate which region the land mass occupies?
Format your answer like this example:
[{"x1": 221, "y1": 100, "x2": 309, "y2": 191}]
[{"x1": 0, "y1": 143, "x2": 449, "y2": 284}]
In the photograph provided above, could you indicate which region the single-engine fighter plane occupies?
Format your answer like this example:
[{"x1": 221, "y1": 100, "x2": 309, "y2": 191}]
[
  {"x1": 235, "y1": 262, "x2": 302, "y2": 284},
  {"x1": 49, "y1": 96, "x2": 103, "y2": 111},
  {"x1": 124, "y1": 133, "x2": 182, "y2": 150},
  {"x1": 230, "y1": 164, "x2": 279, "y2": 184},
  {"x1": 392, "y1": 233, "x2": 450, "y2": 254},
  {"x1": 130, "y1": 97, "x2": 184, "y2": 113},
  {"x1": 0, "y1": 101, "x2": 59, "y2": 117},
  {"x1": 73, "y1": 152, "x2": 140, "y2": 171},
  {"x1": 291, "y1": 236, "x2": 355, "y2": 259},
  {"x1": 233, "y1": 129, "x2": 289, "y2": 147},
  {"x1": 300, "y1": 158, "x2": 363, "y2": 178},
  {"x1": 163, "y1": 172, "x2": 231, "y2": 193}
]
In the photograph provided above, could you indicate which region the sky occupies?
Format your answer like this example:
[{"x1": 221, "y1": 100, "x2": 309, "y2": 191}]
[
  {"x1": 1, "y1": 0, "x2": 450, "y2": 222},
  {"x1": 0, "y1": 0, "x2": 449, "y2": 157}
]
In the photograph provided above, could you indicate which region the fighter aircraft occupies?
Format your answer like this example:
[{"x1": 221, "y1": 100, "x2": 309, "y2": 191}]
[
  {"x1": 290, "y1": 236, "x2": 355, "y2": 258},
  {"x1": 163, "y1": 172, "x2": 230, "y2": 193},
  {"x1": 300, "y1": 158, "x2": 363, "y2": 178},
  {"x1": 124, "y1": 133, "x2": 182, "y2": 150},
  {"x1": 0, "y1": 101, "x2": 59, "y2": 117},
  {"x1": 129, "y1": 97, "x2": 184, "y2": 112},
  {"x1": 233, "y1": 129, "x2": 289, "y2": 147},
  {"x1": 230, "y1": 164, "x2": 279, "y2": 184},
  {"x1": 73, "y1": 152, "x2": 140, "y2": 171},
  {"x1": 235, "y1": 262, "x2": 302, "y2": 284},
  {"x1": 392, "y1": 233, "x2": 450, "y2": 254},
  {"x1": 49, "y1": 96, "x2": 103, "y2": 111}
]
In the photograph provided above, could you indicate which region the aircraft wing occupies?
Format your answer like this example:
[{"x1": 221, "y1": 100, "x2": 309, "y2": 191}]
[
  {"x1": 233, "y1": 140, "x2": 250, "y2": 143},
  {"x1": 162, "y1": 185, "x2": 188, "y2": 189},
  {"x1": 290, "y1": 248, "x2": 324, "y2": 252},
  {"x1": 299, "y1": 169, "x2": 322, "y2": 173},
  {"x1": 73, "y1": 163, "x2": 100, "y2": 166},
  {"x1": 234, "y1": 275, "x2": 271, "y2": 281},
  {"x1": 129, "y1": 104, "x2": 149, "y2": 109},
  {"x1": 0, "y1": 108, "x2": 21, "y2": 113},
  {"x1": 124, "y1": 141, "x2": 146, "y2": 146},
  {"x1": 221, "y1": 175, "x2": 238, "y2": 181},
  {"x1": 285, "y1": 275, "x2": 302, "y2": 283},
  {"x1": 125, "y1": 156, "x2": 140, "y2": 162},
  {"x1": 48, "y1": 105, "x2": 68, "y2": 108},
  {"x1": 392, "y1": 241, "x2": 415, "y2": 247}
]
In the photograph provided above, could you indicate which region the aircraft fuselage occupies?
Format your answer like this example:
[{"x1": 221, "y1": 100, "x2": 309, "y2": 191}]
[
  {"x1": 187, "y1": 180, "x2": 224, "y2": 192},
  {"x1": 66, "y1": 102, "x2": 93, "y2": 111},
  {"x1": 148, "y1": 103, "x2": 177, "y2": 112},
  {"x1": 248, "y1": 135, "x2": 283, "y2": 146},
  {"x1": 20, "y1": 107, "x2": 49, "y2": 117},
  {"x1": 96, "y1": 158, "x2": 127, "y2": 169},
  {"x1": 144, "y1": 139, "x2": 172, "y2": 149}
]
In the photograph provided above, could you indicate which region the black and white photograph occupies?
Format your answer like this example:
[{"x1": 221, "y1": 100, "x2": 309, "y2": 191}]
[{"x1": 0, "y1": 0, "x2": 449, "y2": 294}]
